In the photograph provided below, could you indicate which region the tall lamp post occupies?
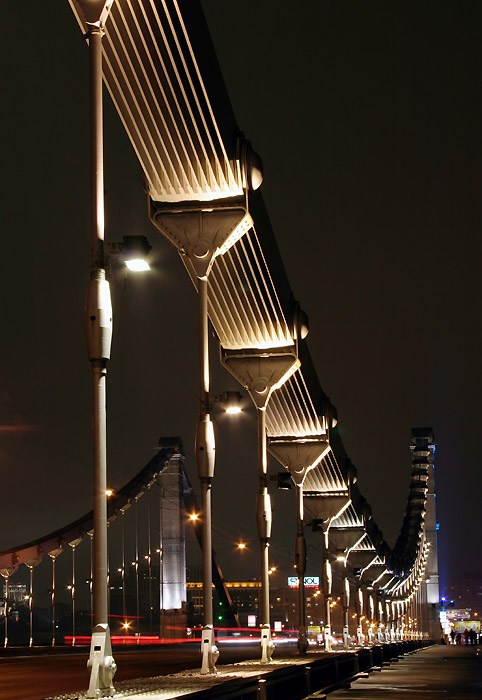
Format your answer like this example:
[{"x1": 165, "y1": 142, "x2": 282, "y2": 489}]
[
  {"x1": 256, "y1": 405, "x2": 273, "y2": 663},
  {"x1": 83, "y1": 9, "x2": 116, "y2": 697},
  {"x1": 196, "y1": 274, "x2": 219, "y2": 675},
  {"x1": 71, "y1": 2, "x2": 150, "y2": 695},
  {"x1": 150, "y1": 183, "x2": 256, "y2": 675},
  {"x1": 268, "y1": 433, "x2": 331, "y2": 656}
]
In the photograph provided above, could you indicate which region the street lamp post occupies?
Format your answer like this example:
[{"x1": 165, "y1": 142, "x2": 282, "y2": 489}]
[
  {"x1": 322, "y1": 527, "x2": 333, "y2": 652},
  {"x1": 342, "y1": 566, "x2": 350, "y2": 649},
  {"x1": 256, "y1": 407, "x2": 273, "y2": 663},
  {"x1": 84, "y1": 19, "x2": 116, "y2": 699},
  {"x1": 196, "y1": 275, "x2": 219, "y2": 675},
  {"x1": 294, "y1": 484, "x2": 308, "y2": 655}
]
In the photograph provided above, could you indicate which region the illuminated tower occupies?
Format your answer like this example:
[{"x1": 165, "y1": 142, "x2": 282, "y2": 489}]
[
  {"x1": 158, "y1": 444, "x2": 187, "y2": 637},
  {"x1": 410, "y1": 428, "x2": 440, "y2": 639}
]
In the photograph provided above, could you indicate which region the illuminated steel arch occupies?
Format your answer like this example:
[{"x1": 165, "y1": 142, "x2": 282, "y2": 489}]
[{"x1": 65, "y1": 0, "x2": 439, "y2": 647}]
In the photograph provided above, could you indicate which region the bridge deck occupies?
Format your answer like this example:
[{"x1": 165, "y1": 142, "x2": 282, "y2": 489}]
[
  {"x1": 329, "y1": 644, "x2": 481, "y2": 700},
  {"x1": 30, "y1": 641, "x2": 480, "y2": 700}
]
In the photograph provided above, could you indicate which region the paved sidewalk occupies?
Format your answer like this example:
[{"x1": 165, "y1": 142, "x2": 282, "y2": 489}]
[
  {"x1": 44, "y1": 654, "x2": 316, "y2": 700},
  {"x1": 328, "y1": 645, "x2": 482, "y2": 700}
]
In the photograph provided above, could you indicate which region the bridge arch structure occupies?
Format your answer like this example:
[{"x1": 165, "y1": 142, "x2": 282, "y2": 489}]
[{"x1": 3, "y1": 0, "x2": 440, "y2": 678}]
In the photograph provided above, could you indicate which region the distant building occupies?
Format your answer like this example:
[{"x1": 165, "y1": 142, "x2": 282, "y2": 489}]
[
  {"x1": 186, "y1": 579, "x2": 325, "y2": 630},
  {"x1": 2, "y1": 582, "x2": 27, "y2": 603}
]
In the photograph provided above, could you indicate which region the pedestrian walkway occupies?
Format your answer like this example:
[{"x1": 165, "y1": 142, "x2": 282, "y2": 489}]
[
  {"x1": 43, "y1": 654, "x2": 314, "y2": 700},
  {"x1": 328, "y1": 645, "x2": 482, "y2": 700}
]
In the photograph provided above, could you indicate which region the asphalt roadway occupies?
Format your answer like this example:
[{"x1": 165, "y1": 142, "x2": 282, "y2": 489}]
[{"x1": 329, "y1": 645, "x2": 482, "y2": 700}]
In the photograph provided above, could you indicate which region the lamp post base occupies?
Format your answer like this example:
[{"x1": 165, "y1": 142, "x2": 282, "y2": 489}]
[
  {"x1": 260, "y1": 623, "x2": 274, "y2": 663},
  {"x1": 297, "y1": 628, "x2": 308, "y2": 655},
  {"x1": 86, "y1": 623, "x2": 116, "y2": 698},
  {"x1": 343, "y1": 624, "x2": 350, "y2": 649},
  {"x1": 201, "y1": 625, "x2": 219, "y2": 675},
  {"x1": 324, "y1": 623, "x2": 332, "y2": 652}
]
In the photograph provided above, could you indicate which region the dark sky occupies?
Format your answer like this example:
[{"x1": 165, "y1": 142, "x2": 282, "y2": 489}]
[{"x1": 1, "y1": 1, "x2": 481, "y2": 593}]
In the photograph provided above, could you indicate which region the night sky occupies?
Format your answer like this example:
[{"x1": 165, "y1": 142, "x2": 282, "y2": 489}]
[{"x1": 1, "y1": 1, "x2": 481, "y2": 594}]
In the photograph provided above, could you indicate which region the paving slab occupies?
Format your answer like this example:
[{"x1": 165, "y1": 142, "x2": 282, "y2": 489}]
[
  {"x1": 328, "y1": 645, "x2": 482, "y2": 700},
  {"x1": 42, "y1": 654, "x2": 318, "y2": 700}
]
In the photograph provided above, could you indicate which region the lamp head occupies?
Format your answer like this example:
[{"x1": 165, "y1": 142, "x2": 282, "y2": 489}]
[
  {"x1": 213, "y1": 390, "x2": 243, "y2": 414},
  {"x1": 121, "y1": 235, "x2": 152, "y2": 271}
]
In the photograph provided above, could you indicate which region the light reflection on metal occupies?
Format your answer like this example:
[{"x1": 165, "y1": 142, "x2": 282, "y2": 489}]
[{"x1": 216, "y1": 214, "x2": 253, "y2": 256}]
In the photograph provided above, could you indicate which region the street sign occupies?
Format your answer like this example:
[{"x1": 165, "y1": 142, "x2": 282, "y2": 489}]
[{"x1": 287, "y1": 576, "x2": 320, "y2": 588}]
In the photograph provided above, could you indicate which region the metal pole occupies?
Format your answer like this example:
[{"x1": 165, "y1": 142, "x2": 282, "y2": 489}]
[
  {"x1": 3, "y1": 574, "x2": 9, "y2": 648},
  {"x1": 50, "y1": 555, "x2": 56, "y2": 647},
  {"x1": 295, "y1": 484, "x2": 307, "y2": 655},
  {"x1": 89, "y1": 533, "x2": 94, "y2": 622},
  {"x1": 257, "y1": 407, "x2": 273, "y2": 662},
  {"x1": 135, "y1": 498, "x2": 140, "y2": 642},
  {"x1": 160, "y1": 484, "x2": 164, "y2": 640},
  {"x1": 356, "y1": 585, "x2": 363, "y2": 645},
  {"x1": 85, "y1": 24, "x2": 116, "y2": 698},
  {"x1": 92, "y1": 361, "x2": 108, "y2": 623},
  {"x1": 148, "y1": 488, "x2": 153, "y2": 635},
  {"x1": 28, "y1": 565, "x2": 34, "y2": 647},
  {"x1": 342, "y1": 573, "x2": 350, "y2": 648},
  {"x1": 322, "y1": 528, "x2": 332, "y2": 651},
  {"x1": 196, "y1": 276, "x2": 218, "y2": 674},
  {"x1": 71, "y1": 544, "x2": 76, "y2": 647},
  {"x1": 121, "y1": 510, "x2": 126, "y2": 624},
  {"x1": 107, "y1": 524, "x2": 110, "y2": 623}
]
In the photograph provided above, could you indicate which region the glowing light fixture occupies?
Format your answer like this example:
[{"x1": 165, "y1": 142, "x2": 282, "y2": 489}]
[
  {"x1": 120, "y1": 235, "x2": 152, "y2": 271},
  {"x1": 226, "y1": 405, "x2": 242, "y2": 415},
  {"x1": 125, "y1": 258, "x2": 150, "y2": 272},
  {"x1": 213, "y1": 390, "x2": 243, "y2": 414}
]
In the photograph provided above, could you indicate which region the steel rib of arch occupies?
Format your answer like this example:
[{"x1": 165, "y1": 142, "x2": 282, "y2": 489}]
[
  {"x1": 267, "y1": 372, "x2": 326, "y2": 438},
  {"x1": 330, "y1": 503, "x2": 365, "y2": 529},
  {"x1": 208, "y1": 228, "x2": 292, "y2": 350},
  {"x1": 302, "y1": 450, "x2": 346, "y2": 494},
  {"x1": 101, "y1": 0, "x2": 242, "y2": 201}
]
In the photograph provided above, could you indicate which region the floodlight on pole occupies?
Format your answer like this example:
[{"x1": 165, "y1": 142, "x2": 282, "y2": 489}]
[
  {"x1": 125, "y1": 259, "x2": 150, "y2": 272},
  {"x1": 106, "y1": 235, "x2": 152, "y2": 271},
  {"x1": 212, "y1": 390, "x2": 243, "y2": 415}
]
